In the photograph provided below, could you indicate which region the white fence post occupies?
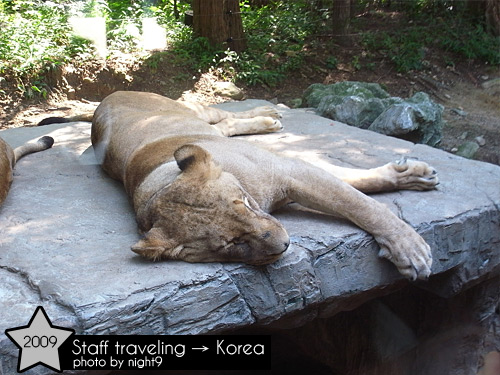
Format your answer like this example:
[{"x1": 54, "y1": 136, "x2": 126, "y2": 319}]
[{"x1": 69, "y1": 17, "x2": 107, "y2": 58}]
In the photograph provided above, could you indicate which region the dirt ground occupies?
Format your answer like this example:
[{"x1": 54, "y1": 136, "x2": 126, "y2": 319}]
[{"x1": 1, "y1": 33, "x2": 499, "y2": 166}]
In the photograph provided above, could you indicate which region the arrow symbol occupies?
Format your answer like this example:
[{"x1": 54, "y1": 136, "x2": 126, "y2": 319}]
[{"x1": 192, "y1": 346, "x2": 209, "y2": 352}]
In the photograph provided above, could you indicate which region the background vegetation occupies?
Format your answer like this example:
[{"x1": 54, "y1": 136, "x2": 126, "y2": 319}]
[{"x1": 0, "y1": 0, "x2": 499, "y2": 98}]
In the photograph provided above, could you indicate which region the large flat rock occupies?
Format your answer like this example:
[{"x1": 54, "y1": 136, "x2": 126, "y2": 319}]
[{"x1": 0, "y1": 100, "x2": 499, "y2": 373}]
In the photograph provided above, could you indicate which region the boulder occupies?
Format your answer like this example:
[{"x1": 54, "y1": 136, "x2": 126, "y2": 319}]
[
  {"x1": 456, "y1": 141, "x2": 480, "y2": 159},
  {"x1": 303, "y1": 82, "x2": 443, "y2": 146},
  {"x1": 302, "y1": 81, "x2": 391, "y2": 108},
  {"x1": 213, "y1": 81, "x2": 245, "y2": 100},
  {"x1": 319, "y1": 95, "x2": 396, "y2": 129},
  {"x1": 369, "y1": 92, "x2": 444, "y2": 146}
]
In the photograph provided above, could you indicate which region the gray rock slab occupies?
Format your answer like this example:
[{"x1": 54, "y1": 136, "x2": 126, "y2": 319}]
[{"x1": 1, "y1": 100, "x2": 499, "y2": 373}]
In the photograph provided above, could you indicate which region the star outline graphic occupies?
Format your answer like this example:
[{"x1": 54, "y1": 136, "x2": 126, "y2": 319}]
[{"x1": 5, "y1": 305, "x2": 75, "y2": 373}]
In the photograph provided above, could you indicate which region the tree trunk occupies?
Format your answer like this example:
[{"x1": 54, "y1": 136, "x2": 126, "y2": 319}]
[
  {"x1": 193, "y1": 0, "x2": 247, "y2": 52},
  {"x1": 467, "y1": 0, "x2": 487, "y2": 19},
  {"x1": 332, "y1": 0, "x2": 351, "y2": 43},
  {"x1": 486, "y1": 0, "x2": 500, "y2": 36},
  {"x1": 467, "y1": 0, "x2": 500, "y2": 36},
  {"x1": 173, "y1": 0, "x2": 179, "y2": 19}
]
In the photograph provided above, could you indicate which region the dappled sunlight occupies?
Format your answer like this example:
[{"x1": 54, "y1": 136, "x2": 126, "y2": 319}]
[
  {"x1": 248, "y1": 132, "x2": 309, "y2": 147},
  {"x1": 0, "y1": 144, "x2": 143, "y2": 299},
  {"x1": 2, "y1": 212, "x2": 71, "y2": 240},
  {"x1": 47, "y1": 123, "x2": 92, "y2": 153},
  {"x1": 234, "y1": 106, "x2": 418, "y2": 171},
  {"x1": 247, "y1": 127, "x2": 414, "y2": 170}
]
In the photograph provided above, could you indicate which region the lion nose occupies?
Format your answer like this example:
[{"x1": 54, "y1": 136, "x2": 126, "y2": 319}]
[
  {"x1": 271, "y1": 237, "x2": 289, "y2": 256},
  {"x1": 262, "y1": 231, "x2": 289, "y2": 252},
  {"x1": 282, "y1": 239, "x2": 290, "y2": 252}
]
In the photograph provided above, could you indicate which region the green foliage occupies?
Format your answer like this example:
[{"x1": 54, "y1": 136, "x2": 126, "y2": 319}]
[
  {"x1": 81, "y1": 0, "x2": 110, "y2": 17},
  {"x1": 362, "y1": 27, "x2": 431, "y2": 72},
  {"x1": 104, "y1": 1, "x2": 143, "y2": 52},
  {"x1": 361, "y1": 14, "x2": 499, "y2": 72},
  {"x1": 326, "y1": 56, "x2": 338, "y2": 70},
  {"x1": 1, "y1": 1, "x2": 67, "y2": 73},
  {"x1": 233, "y1": 1, "x2": 320, "y2": 86},
  {"x1": 152, "y1": 0, "x2": 191, "y2": 24},
  {"x1": 167, "y1": 1, "x2": 321, "y2": 87},
  {"x1": 1, "y1": 0, "x2": 498, "y2": 99},
  {"x1": 161, "y1": 0, "x2": 498, "y2": 85},
  {"x1": 0, "y1": 0, "x2": 94, "y2": 98},
  {"x1": 438, "y1": 21, "x2": 500, "y2": 65}
]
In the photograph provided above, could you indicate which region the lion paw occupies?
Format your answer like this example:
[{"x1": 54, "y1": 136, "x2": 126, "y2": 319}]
[
  {"x1": 260, "y1": 117, "x2": 283, "y2": 133},
  {"x1": 252, "y1": 106, "x2": 282, "y2": 120},
  {"x1": 377, "y1": 225, "x2": 433, "y2": 281},
  {"x1": 389, "y1": 158, "x2": 438, "y2": 191}
]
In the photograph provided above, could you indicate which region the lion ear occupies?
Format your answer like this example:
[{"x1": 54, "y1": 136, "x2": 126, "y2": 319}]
[
  {"x1": 131, "y1": 227, "x2": 179, "y2": 261},
  {"x1": 174, "y1": 144, "x2": 221, "y2": 182}
]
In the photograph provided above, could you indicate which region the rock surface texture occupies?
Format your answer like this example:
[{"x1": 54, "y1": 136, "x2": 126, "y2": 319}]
[
  {"x1": 303, "y1": 81, "x2": 444, "y2": 146},
  {"x1": 0, "y1": 100, "x2": 498, "y2": 374}
]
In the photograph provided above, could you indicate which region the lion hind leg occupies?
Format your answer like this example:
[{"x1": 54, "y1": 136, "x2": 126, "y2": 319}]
[{"x1": 317, "y1": 158, "x2": 438, "y2": 193}]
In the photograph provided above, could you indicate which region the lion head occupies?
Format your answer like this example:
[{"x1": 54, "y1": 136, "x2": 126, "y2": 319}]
[{"x1": 132, "y1": 144, "x2": 290, "y2": 265}]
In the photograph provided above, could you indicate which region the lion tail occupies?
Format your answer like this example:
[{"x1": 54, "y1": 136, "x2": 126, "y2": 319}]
[
  {"x1": 14, "y1": 136, "x2": 55, "y2": 163},
  {"x1": 37, "y1": 112, "x2": 94, "y2": 126}
]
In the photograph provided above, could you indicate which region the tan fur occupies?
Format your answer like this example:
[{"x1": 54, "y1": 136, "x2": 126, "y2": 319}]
[
  {"x1": 0, "y1": 138, "x2": 15, "y2": 206},
  {"x1": 478, "y1": 352, "x2": 500, "y2": 375},
  {"x1": 92, "y1": 91, "x2": 438, "y2": 280},
  {"x1": 0, "y1": 136, "x2": 54, "y2": 207}
]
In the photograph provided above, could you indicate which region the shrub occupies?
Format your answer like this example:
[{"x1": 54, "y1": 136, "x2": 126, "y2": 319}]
[
  {"x1": 0, "y1": 0, "x2": 93, "y2": 97},
  {"x1": 362, "y1": 14, "x2": 499, "y2": 72}
]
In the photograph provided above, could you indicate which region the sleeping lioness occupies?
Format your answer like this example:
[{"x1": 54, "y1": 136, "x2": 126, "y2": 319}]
[
  {"x1": 0, "y1": 136, "x2": 54, "y2": 206},
  {"x1": 45, "y1": 91, "x2": 438, "y2": 280}
]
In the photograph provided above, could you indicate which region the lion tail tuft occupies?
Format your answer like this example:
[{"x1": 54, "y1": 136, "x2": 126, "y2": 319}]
[{"x1": 37, "y1": 136, "x2": 55, "y2": 149}]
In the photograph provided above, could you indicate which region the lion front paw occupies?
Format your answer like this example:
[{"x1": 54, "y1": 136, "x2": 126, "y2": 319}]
[
  {"x1": 259, "y1": 117, "x2": 283, "y2": 133},
  {"x1": 376, "y1": 225, "x2": 433, "y2": 281},
  {"x1": 389, "y1": 158, "x2": 438, "y2": 191}
]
